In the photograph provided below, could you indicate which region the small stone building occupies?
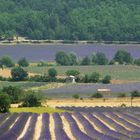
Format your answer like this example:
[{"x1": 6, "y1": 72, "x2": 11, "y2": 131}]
[{"x1": 66, "y1": 75, "x2": 76, "y2": 83}]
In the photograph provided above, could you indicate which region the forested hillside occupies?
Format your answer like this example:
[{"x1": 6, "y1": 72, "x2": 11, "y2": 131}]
[{"x1": 0, "y1": 0, "x2": 139, "y2": 41}]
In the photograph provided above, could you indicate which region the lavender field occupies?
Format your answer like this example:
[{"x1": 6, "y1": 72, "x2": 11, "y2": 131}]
[
  {"x1": 1, "y1": 111, "x2": 140, "y2": 140},
  {"x1": 0, "y1": 44, "x2": 140, "y2": 61},
  {"x1": 42, "y1": 83, "x2": 140, "y2": 98}
]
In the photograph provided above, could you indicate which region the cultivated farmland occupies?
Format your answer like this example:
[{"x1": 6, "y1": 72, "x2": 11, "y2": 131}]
[
  {"x1": 1, "y1": 110, "x2": 140, "y2": 140},
  {"x1": 0, "y1": 44, "x2": 140, "y2": 61}
]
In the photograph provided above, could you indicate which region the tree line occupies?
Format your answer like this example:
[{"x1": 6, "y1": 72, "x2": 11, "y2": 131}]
[
  {"x1": 0, "y1": 0, "x2": 139, "y2": 41},
  {"x1": 55, "y1": 50, "x2": 140, "y2": 66}
]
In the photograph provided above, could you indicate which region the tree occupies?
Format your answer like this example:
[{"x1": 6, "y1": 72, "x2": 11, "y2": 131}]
[
  {"x1": 11, "y1": 67, "x2": 28, "y2": 81},
  {"x1": 68, "y1": 52, "x2": 78, "y2": 65},
  {"x1": 18, "y1": 57, "x2": 29, "y2": 67},
  {"x1": 2, "y1": 86, "x2": 23, "y2": 103},
  {"x1": 102, "y1": 75, "x2": 111, "y2": 84},
  {"x1": 0, "y1": 56, "x2": 15, "y2": 67},
  {"x1": 55, "y1": 51, "x2": 70, "y2": 65},
  {"x1": 48, "y1": 68, "x2": 57, "y2": 78},
  {"x1": 66, "y1": 70, "x2": 80, "y2": 76},
  {"x1": 0, "y1": 93, "x2": 11, "y2": 113},
  {"x1": 22, "y1": 93, "x2": 41, "y2": 107},
  {"x1": 95, "y1": 52, "x2": 108, "y2": 65},
  {"x1": 114, "y1": 50, "x2": 133, "y2": 64},
  {"x1": 81, "y1": 56, "x2": 91, "y2": 65},
  {"x1": 89, "y1": 72, "x2": 100, "y2": 83}
]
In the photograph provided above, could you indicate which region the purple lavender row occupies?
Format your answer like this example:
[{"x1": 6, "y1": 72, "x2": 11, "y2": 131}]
[
  {"x1": 20, "y1": 113, "x2": 38, "y2": 140},
  {"x1": 63, "y1": 112, "x2": 93, "y2": 140},
  {"x1": 39, "y1": 113, "x2": 51, "y2": 140},
  {"x1": 106, "y1": 112, "x2": 140, "y2": 133},
  {"x1": 85, "y1": 113, "x2": 128, "y2": 140},
  {"x1": 96, "y1": 112, "x2": 140, "y2": 138},
  {"x1": 119, "y1": 112, "x2": 140, "y2": 125},
  {"x1": 0, "y1": 113, "x2": 10, "y2": 125},
  {"x1": 73, "y1": 112, "x2": 118, "y2": 140},
  {"x1": 0, "y1": 113, "x2": 20, "y2": 136},
  {"x1": 53, "y1": 113, "x2": 70, "y2": 140},
  {"x1": 0, "y1": 112, "x2": 30, "y2": 140}
]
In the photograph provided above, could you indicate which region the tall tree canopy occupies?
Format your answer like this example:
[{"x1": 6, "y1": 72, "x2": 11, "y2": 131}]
[{"x1": 0, "y1": 0, "x2": 139, "y2": 41}]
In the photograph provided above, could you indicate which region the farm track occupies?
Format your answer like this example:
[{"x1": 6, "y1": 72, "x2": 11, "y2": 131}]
[{"x1": 0, "y1": 111, "x2": 140, "y2": 140}]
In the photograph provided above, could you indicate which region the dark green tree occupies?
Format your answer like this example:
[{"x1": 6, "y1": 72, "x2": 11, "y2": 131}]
[
  {"x1": 2, "y1": 86, "x2": 23, "y2": 103},
  {"x1": 95, "y1": 52, "x2": 108, "y2": 65},
  {"x1": 102, "y1": 75, "x2": 111, "y2": 84},
  {"x1": 66, "y1": 70, "x2": 80, "y2": 76},
  {"x1": 114, "y1": 50, "x2": 133, "y2": 64},
  {"x1": 11, "y1": 67, "x2": 28, "y2": 81},
  {"x1": 55, "y1": 51, "x2": 70, "y2": 65},
  {"x1": 81, "y1": 56, "x2": 91, "y2": 65},
  {"x1": 48, "y1": 68, "x2": 57, "y2": 78}
]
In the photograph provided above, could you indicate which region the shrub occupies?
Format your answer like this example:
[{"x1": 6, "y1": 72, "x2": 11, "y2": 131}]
[
  {"x1": 11, "y1": 67, "x2": 28, "y2": 81},
  {"x1": 22, "y1": 92, "x2": 42, "y2": 107},
  {"x1": 91, "y1": 92, "x2": 103, "y2": 98},
  {"x1": 18, "y1": 57, "x2": 29, "y2": 67},
  {"x1": 102, "y1": 75, "x2": 111, "y2": 84},
  {"x1": 134, "y1": 58, "x2": 140, "y2": 66},
  {"x1": 131, "y1": 90, "x2": 140, "y2": 97},
  {"x1": 48, "y1": 68, "x2": 57, "y2": 77},
  {"x1": 37, "y1": 61, "x2": 48, "y2": 67},
  {"x1": 72, "y1": 94, "x2": 80, "y2": 99},
  {"x1": 118, "y1": 93, "x2": 126, "y2": 98},
  {"x1": 0, "y1": 93, "x2": 11, "y2": 113}
]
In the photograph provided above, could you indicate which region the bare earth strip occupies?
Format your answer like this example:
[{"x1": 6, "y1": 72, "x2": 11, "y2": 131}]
[
  {"x1": 72, "y1": 115, "x2": 87, "y2": 134},
  {"x1": 18, "y1": 116, "x2": 31, "y2": 140},
  {"x1": 49, "y1": 115, "x2": 56, "y2": 140},
  {"x1": 33, "y1": 115, "x2": 42, "y2": 140},
  {"x1": 61, "y1": 115, "x2": 76, "y2": 140},
  {"x1": 104, "y1": 113, "x2": 132, "y2": 131},
  {"x1": 94, "y1": 114, "x2": 116, "y2": 131},
  {"x1": 83, "y1": 114, "x2": 103, "y2": 133},
  {"x1": 9, "y1": 116, "x2": 20, "y2": 129}
]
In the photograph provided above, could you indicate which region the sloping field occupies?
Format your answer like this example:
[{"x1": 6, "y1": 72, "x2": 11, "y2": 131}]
[{"x1": 1, "y1": 110, "x2": 140, "y2": 140}]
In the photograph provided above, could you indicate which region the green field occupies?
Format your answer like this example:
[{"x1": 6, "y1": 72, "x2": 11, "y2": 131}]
[
  {"x1": 10, "y1": 107, "x2": 65, "y2": 114},
  {"x1": 25, "y1": 65, "x2": 140, "y2": 81}
]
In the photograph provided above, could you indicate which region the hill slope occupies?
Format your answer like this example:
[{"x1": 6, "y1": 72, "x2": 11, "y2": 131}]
[{"x1": 0, "y1": 0, "x2": 139, "y2": 41}]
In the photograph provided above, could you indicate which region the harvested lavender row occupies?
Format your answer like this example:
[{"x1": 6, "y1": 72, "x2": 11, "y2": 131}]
[
  {"x1": 73, "y1": 112, "x2": 118, "y2": 140},
  {"x1": 0, "y1": 113, "x2": 30, "y2": 140},
  {"x1": 0, "y1": 113, "x2": 20, "y2": 136},
  {"x1": 20, "y1": 113, "x2": 38, "y2": 140},
  {"x1": 107, "y1": 112, "x2": 140, "y2": 133},
  {"x1": 63, "y1": 112, "x2": 94, "y2": 140},
  {"x1": 38, "y1": 113, "x2": 51, "y2": 140},
  {"x1": 85, "y1": 113, "x2": 128, "y2": 140},
  {"x1": 53, "y1": 113, "x2": 70, "y2": 140}
]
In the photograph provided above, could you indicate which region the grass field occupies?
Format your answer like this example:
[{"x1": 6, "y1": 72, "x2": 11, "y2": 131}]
[
  {"x1": 0, "y1": 81, "x2": 47, "y2": 90},
  {"x1": 10, "y1": 107, "x2": 65, "y2": 114},
  {"x1": 25, "y1": 65, "x2": 140, "y2": 81}
]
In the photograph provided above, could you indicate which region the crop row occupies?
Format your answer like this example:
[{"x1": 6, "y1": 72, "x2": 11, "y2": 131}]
[{"x1": 0, "y1": 111, "x2": 140, "y2": 140}]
